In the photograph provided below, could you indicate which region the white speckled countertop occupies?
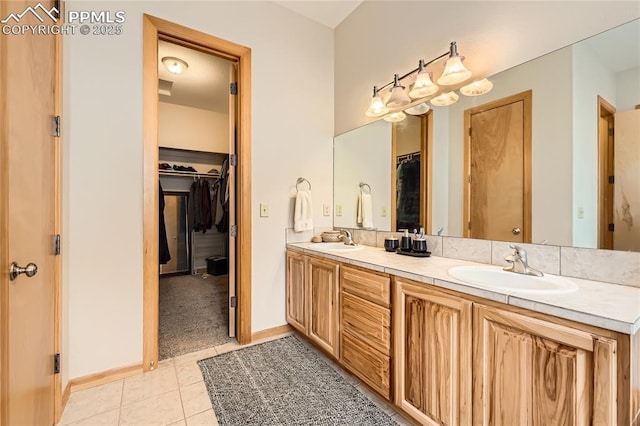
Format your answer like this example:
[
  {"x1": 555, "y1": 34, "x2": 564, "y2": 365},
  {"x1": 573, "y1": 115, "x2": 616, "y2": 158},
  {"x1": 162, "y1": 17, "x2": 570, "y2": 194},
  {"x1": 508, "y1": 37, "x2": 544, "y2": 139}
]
[{"x1": 287, "y1": 242, "x2": 640, "y2": 335}]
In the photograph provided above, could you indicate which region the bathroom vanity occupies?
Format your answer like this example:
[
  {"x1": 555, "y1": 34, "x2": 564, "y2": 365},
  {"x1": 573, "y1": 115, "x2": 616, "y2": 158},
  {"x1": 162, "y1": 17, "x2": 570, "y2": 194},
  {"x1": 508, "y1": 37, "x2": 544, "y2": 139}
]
[{"x1": 286, "y1": 243, "x2": 640, "y2": 425}]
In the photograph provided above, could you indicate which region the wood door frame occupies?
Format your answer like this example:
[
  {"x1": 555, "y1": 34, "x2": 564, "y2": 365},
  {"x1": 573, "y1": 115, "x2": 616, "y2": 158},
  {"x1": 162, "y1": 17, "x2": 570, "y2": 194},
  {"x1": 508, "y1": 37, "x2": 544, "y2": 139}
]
[
  {"x1": 463, "y1": 90, "x2": 532, "y2": 242},
  {"x1": 390, "y1": 111, "x2": 433, "y2": 232},
  {"x1": 0, "y1": 0, "x2": 64, "y2": 422},
  {"x1": 142, "y1": 14, "x2": 252, "y2": 372},
  {"x1": 597, "y1": 95, "x2": 615, "y2": 250}
]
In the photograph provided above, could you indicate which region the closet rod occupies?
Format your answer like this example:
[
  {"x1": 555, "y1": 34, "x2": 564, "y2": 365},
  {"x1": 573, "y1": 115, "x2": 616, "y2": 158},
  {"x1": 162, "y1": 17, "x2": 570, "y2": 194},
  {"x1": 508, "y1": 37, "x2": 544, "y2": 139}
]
[{"x1": 159, "y1": 170, "x2": 220, "y2": 179}]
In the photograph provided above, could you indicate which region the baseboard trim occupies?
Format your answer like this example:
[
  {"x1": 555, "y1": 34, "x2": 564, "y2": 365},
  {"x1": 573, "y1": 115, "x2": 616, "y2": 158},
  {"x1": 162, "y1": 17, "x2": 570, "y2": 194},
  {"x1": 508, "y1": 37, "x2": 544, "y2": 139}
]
[
  {"x1": 251, "y1": 324, "x2": 293, "y2": 342},
  {"x1": 68, "y1": 363, "x2": 144, "y2": 393}
]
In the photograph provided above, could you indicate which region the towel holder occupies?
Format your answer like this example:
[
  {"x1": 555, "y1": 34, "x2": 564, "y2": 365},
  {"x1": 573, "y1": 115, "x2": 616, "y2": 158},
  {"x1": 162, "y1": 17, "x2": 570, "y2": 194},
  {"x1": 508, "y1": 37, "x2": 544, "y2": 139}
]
[
  {"x1": 359, "y1": 182, "x2": 371, "y2": 194},
  {"x1": 296, "y1": 177, "x2": 311, "y2": 191}
]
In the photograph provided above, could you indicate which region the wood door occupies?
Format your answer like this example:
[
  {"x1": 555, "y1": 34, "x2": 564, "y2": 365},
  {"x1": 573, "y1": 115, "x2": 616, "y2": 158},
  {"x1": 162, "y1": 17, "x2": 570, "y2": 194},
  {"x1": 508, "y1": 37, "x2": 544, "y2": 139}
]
[
  {"x1": 473, "y1": 304, "x2": 617, "y2": 425},
  {"x1": 307, "y1": 257, "x2": 339, "y2": 357},
  {"x1": 227, "y1": 62, "x2": 238, "y2": 337},
  {"x1": 613, "y1": 109, "x2": 640, "y2": 251},
  {"x1": 394, "y1": 278, "x2": 472, "y2": 426},
  {"x1": 464, "y1": 91, "x2": 532, "y2": 242},
  {"x1": 285, "y1": 251, "x2": 306, "y2": 333},
  {"x1": 0, "y1": 1, "x2": 58, "y2": 424},
  {"x1": 597, "y1": 96, "x2": 615, "y2": 250}
]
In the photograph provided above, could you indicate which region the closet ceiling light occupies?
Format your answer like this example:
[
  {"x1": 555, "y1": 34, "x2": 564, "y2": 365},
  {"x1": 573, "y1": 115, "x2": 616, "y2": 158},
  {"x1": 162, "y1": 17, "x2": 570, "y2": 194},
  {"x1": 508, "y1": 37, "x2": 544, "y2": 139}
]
[
  {"x1": 437, "y1": 42, "x2": 472, "y2": 85},
  {"x1": 162, "y1": 56, "x2": 189, "y2": 74},
  {"x1": 383, "y1": 111, "x2": 406, "y2": 123},
  {"x1": 460, "y1": 78, "x2": 494, "y2": 96},
  {"x1": 404, "y1": 102, "x2": 430, "y2": 115},
  {"x1": 430, "y1": 91, "x2": 459, "y2": 107},
  {"x1": 365, "y1": 41, "x2": 478, "y2": 116}
]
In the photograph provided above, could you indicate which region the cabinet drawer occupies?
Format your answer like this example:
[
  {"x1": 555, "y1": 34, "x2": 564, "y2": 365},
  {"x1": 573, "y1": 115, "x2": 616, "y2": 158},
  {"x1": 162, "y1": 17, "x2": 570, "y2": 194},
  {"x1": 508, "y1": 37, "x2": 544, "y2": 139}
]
[
  {"x1": 341, "y1": 265, "x2": 390, "y2": 307},
  {"x1": 341, "y1": 331, "x2": 391, "y2": 400},
  {"x1": 341, "y1": 292, "x2": 391, "y2": 355}
]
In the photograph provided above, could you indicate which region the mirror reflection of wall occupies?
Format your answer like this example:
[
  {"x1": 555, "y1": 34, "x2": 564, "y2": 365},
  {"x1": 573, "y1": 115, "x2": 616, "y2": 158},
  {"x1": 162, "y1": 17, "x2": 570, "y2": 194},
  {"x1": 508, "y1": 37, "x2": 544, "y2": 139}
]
[{"x1": 333, "y1": 19, "x2": 640, "y2": 252}]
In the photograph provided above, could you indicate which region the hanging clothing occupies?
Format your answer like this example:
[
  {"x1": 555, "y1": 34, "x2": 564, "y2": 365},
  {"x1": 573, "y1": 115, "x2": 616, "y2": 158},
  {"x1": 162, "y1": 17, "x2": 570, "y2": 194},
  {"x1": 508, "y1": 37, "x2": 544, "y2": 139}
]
[
  {"x1": 214, "y1": 159, "x2": 230, "y2": 233},
  {"x1": 201, "y1": 179, "x2": 212, "y2": 231},
  {"x1": 159, "y1": 182, "x2": 171, "y2": 265}
]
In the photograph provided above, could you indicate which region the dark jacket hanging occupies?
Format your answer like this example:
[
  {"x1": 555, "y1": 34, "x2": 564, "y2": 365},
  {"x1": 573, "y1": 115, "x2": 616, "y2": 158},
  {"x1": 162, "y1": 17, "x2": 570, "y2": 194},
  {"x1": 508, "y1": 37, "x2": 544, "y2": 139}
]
[{"x1": 159, "y1": 182, "x2": 171, "y2": 265}]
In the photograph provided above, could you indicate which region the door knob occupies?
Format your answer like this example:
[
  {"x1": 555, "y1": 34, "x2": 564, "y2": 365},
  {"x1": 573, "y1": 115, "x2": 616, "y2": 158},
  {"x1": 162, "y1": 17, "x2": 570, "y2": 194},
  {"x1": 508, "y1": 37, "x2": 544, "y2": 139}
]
[
  {"x1": 512, "y1": 227, "x2": 521, "y2": 235},
  {"x1": 9, "y1": 262, "x2": 38, "y2": 281}
]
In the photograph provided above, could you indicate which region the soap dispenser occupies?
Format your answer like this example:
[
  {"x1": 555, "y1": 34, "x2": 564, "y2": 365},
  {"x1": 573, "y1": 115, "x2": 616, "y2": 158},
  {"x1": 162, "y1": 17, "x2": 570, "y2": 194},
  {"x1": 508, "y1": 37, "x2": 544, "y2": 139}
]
[{"x1": 400, "y1": 229, "x2": 412, "y2": 252}]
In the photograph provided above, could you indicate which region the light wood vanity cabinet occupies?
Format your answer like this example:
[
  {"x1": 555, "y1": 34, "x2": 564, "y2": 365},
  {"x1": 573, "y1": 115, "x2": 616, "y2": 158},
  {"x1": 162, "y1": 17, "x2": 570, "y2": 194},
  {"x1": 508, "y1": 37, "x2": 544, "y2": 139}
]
[
  {"x1": 285, "y1": 251, "x2": 339, "y2": 358},
  {"x1": 394, "y1": 277, "x2": 473, "y2": 426},
  {"x1": 340, "y1": 266, "x2": 392, "y2": 399},
  {"x1": 473, "y1": 304, "x2": 618, "y2": 426}
]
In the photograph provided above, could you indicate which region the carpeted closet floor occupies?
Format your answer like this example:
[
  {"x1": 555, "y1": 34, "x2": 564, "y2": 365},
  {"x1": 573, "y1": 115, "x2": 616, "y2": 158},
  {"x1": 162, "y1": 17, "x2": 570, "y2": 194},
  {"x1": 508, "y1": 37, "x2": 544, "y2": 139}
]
[{"x1": 159, "y1": 274, "x2": 233, "y2": 360}]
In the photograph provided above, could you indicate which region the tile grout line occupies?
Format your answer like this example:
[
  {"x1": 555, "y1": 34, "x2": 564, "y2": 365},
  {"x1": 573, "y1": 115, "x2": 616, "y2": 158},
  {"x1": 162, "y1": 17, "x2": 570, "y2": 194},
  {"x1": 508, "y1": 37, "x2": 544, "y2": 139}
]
[
  {"x1": 118, "y1": 379, "x2": 125, "y2": 425},
  {"x1": 174, "y1": 363, "x2": 188, "y2": 424}
]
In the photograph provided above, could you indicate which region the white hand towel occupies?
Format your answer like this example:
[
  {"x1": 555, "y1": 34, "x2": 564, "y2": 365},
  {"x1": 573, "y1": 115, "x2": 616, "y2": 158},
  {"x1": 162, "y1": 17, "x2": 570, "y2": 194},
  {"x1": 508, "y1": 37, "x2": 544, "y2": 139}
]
[
  {"x1": 294, "y1": 190, "x2": 313, "y2": 232},
  {"x1": 360, "y1": 193, "x2": 373, "y2": 229},
  {"x1": 357, "y1": 194, "x2": 363, "y2": 225}
]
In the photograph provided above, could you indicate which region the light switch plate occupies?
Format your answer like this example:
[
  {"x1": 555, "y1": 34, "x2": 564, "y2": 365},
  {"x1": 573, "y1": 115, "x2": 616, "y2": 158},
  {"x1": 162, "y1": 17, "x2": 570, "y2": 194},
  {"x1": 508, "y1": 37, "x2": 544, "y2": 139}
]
[
  {"x1": 260, "y1": 203, "x2": 269, "y2": 217},
  {"x1": 336, "y1": 205, "x2": 343, "y2": 216},
  {"x1": 323, "y1": 204, "x2": 330, "y2": 216},
  {"x1": 577, "y1": 207, "x2": 584, "y2": 219},
  {"x1": 381, "y1": 206, "x2": 387, "y2": 217}
]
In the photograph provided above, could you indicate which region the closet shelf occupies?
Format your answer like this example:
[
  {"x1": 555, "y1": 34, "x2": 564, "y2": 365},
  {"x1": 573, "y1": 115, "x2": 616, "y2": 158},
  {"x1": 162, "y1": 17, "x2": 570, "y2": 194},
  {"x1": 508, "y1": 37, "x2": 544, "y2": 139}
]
[{"x1": 159, "y1": 170, "x2": 220, "y2": 179}]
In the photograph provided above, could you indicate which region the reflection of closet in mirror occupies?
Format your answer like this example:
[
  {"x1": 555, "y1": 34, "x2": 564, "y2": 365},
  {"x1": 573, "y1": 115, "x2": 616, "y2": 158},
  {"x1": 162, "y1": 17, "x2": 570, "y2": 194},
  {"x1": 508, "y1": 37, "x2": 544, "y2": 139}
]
[
  {"x1": 463, "y1": 91, "x2": 532, "y2": 243},
  {"x1": 391, "y1": 112, "x2": 432, "y2": 232}
]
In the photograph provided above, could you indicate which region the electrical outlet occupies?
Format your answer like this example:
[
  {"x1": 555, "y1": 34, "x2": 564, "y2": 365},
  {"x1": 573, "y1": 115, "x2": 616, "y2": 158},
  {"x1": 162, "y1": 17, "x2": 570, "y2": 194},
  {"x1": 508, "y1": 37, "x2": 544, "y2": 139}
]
[
  {"x1": 336, "y1": 205, "x2": 343, "y2": 216},
  {"x1": 323, "y1": 204, "x2": 330, "y2": 216},
  {"x1": 381, "y1": 206, "x2": 387, "y2": 217},
  {"x1": 260, "y1": 203, "x2": 269, "y2": 217}
]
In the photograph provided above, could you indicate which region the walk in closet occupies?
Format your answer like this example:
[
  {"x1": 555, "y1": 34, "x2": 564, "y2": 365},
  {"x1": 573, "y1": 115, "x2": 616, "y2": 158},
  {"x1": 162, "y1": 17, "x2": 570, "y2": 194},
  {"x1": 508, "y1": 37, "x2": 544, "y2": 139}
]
[{"x1": 157, "y1": 39, "x2": 237, "y2": 359}]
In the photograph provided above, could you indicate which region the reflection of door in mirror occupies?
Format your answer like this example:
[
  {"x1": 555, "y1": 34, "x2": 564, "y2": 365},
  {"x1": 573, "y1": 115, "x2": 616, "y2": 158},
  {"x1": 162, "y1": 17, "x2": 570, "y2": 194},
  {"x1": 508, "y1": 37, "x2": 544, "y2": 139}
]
[
  {"x1": 464, "y1": 91, "x2": 532, "y2": 243},
  {"x1": 598, "y1": 96, "x2": 615, "y2": 250},
  {"x1": 391, "y1": 112, "x2": 432, "y2": 232}
]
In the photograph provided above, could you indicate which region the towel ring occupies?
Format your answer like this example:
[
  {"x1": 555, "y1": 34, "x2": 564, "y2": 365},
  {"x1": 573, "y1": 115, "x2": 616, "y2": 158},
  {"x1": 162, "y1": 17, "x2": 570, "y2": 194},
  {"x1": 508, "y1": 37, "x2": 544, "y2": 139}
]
[
  {"x1": 359, "y1": 182, "x2": 371, "y2": 194},
  {"x1": 296, "y1": 177, "x2": 311, "y2": 191}
]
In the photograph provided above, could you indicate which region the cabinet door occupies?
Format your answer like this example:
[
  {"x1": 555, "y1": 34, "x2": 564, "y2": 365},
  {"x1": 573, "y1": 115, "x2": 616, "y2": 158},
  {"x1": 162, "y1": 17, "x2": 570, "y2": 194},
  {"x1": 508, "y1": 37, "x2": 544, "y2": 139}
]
[
  {"x1": 473, "y1": 304, "x2": 617, "y2": 426},
  {"x1": 394, "y1": 278, "x2": 473, "y2": 426},
  {"x1": 286, "y1": 251, "x2": 307, "y2": 333},
  {"x1": 307, "y1": 256, "x2": 340, "y2": 357}
]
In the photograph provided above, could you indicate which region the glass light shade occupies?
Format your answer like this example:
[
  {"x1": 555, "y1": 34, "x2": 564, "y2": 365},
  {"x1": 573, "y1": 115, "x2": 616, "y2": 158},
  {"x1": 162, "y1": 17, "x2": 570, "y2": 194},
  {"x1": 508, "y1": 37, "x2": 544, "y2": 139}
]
[
  {"x1": 404, "y1": 102, "x2": 430, "y2": 115},
  {"x1": 383, "y1": 111, "x2": 406, "y2": 122},
  {"x1": 162, "y1": 57, "x2": 188, "y2": 74},
  {"x1": 365, "y1": 94, "x2": 389, "y2": 117},
  {"x1": 387, "y1": 85, "x2": 411, "y2": 108},
  {"x1": 437, "y1": 56, "x2": 472, "y2": 85},
  {"x1": 409, "y1": 71, "x2": 438, "y2": 99},
  {"x1": 430, "y1": 91, "x2": 459, "y2": 107},
  {"x1": 460, "y1": 78, "x2": 494, "y2": 96}
]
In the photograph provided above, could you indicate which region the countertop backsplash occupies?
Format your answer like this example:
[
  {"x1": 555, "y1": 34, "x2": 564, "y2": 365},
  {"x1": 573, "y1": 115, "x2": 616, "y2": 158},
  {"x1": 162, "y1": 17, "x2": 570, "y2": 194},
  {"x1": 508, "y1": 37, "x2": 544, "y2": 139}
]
[{"x1": 286, "y1": 227, "x2": 640, "y2": 288}]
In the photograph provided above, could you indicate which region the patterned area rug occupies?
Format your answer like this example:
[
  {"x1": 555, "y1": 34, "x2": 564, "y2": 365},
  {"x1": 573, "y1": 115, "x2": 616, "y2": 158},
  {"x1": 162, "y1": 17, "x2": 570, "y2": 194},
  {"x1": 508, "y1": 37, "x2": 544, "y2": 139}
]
[
  {"x1": 159, "y1": 274, "x2": 233, "y2": 360},
  {"x1": 198, "y1": 335, "x2": 397, "y2": 425}
]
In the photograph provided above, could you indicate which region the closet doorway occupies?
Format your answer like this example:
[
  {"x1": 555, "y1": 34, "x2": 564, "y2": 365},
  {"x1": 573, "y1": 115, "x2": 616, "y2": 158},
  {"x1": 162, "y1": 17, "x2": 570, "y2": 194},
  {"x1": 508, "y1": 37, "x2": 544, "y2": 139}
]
[{"x1": 143, "y1": 15, "x2": 252, "y2": 371}]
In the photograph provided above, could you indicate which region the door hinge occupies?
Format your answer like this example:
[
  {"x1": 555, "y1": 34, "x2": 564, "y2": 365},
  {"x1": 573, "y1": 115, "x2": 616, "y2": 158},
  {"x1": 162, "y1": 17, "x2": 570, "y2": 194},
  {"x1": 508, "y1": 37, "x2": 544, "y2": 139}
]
[
  {"x1": 468, "y1": 221, "x2": 472, "y2": 230},
  {"x1": 608, "y1": 127, "x2": 614, "y2": 137},
  {"x1": 53, "y1": 115, "x2": 61, "y2": 137},
  {"x1": 468, "y1": 127, "x2": 472, "y2": 136},
  {"x1": 468, "y1": 175, "x2": 472, "y2": 183},
  {"x1": 230, "y1": 224, "x2": 238, "y2": 237},
  {"x1": 608, "y1": 223, "x2": 614, "y2": 232},
  {"x1": 230, "y1": 82, "x2": 238, "y2": 95},
  {"x1": 54, "y1": 353, "x2": 60, "y2": 374},
  {"x1": 229, "y1": 153, "x2": 238, "y2": 167},
  {"x1": 54, "y1": 234, "x2": 61, "y2": 256},
  {"x1": 230, "y1": 296, "x2": 237, "y2": 308},
  {"x1": 608, "y1": 175, "x2": 614, "y2": 184}
]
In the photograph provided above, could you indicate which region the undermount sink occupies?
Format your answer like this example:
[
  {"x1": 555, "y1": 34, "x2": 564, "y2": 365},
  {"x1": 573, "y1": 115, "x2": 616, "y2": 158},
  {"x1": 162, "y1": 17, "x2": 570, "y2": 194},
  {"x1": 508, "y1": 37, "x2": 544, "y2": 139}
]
[
  {"x1": 448, "y1": 265, "x2": 578, "y2": 294},
  {"x1": 316, "y1": 242, "x2": 364, "y2": 251}
]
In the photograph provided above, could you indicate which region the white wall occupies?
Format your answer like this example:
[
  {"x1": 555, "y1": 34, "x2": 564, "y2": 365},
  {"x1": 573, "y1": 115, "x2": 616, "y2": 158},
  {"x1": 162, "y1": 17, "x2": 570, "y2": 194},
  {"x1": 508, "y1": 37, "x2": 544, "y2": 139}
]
[
  {"x1": 335, "y1": 1, "x2": 639, "y2": 135},
  {"x1": 63, "y1": 1, "x2": 333, "y2": 380},
  {"x1": 334, "y1": 120, "x2": 391, "y2": 230},
  {"x1": 159, "y1": 102, "x2": 229, "y2": 153},
  {"x1": 572, "y1": 42, "x2": 617, "y2": 248},
  {"x1": 616, "y1": 66, "x2": 640, "y2": 112}
]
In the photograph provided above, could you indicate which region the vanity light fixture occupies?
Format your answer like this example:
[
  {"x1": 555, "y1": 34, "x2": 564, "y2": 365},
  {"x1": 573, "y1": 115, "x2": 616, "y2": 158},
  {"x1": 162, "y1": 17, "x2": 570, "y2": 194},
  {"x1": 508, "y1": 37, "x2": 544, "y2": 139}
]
[
  {"x1": 460, "y1": 78, "x2": 494, "y2": 96},
  {"x1": 162, "y1": 56, "x2": 189, "y2": 74},
  {"x1": 404, "y1": 102, "x2": 430, "y2": 115},
  {"x1": 437, "y1": 42, "x2": 472, "y2": 85},
  {"x1": 383, "y1": 111, "x2": 407, "y2": 122},
  {"x1": 365, "y1": 86, "x2": 389, "y2": 117},
  {"x1": 365, "y1": 41, "x2": 473, "y2": 117},
  {"x1": 430, "y1": 91, "x2": 459, "y2": 107},
  {"x1": 386, "y1": 74, "x2": 411, "y2": 108}
]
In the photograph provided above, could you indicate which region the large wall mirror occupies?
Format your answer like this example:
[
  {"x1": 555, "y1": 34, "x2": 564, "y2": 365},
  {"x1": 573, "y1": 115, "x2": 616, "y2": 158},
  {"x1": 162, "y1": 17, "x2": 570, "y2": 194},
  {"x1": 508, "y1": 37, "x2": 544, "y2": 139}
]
[{"x1": 334, "y1": 19, "x2": 639, "y2": 252}]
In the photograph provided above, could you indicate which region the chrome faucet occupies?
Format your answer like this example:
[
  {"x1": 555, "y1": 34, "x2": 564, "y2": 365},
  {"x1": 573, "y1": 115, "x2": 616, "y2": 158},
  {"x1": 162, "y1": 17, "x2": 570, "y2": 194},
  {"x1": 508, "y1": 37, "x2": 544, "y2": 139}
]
[
  {"x1": 503, "y1": 244, "x2": 543, "y2": 277},
  {"x1": 338, "y1": 229, "x2": 357, "y2": 246}
]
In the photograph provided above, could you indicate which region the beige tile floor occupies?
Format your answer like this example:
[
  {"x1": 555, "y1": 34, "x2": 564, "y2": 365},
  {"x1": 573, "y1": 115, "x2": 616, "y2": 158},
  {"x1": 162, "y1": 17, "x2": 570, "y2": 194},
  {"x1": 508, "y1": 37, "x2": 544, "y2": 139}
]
[{"x1": 58, "y1": 332, "x2": 411, "y2": 426}]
